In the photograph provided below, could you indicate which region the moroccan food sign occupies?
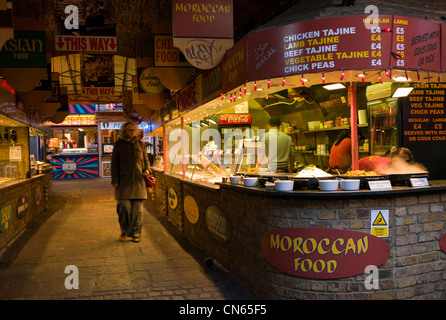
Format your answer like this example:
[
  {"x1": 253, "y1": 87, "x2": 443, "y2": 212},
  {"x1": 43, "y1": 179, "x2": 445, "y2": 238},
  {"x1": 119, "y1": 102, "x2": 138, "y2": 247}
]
[
  {"x1": 172, "y1": 0, "x2": 234, "y2": 69},
  {"x1": 261, "y1": 227, "x2": 391, "y2": 279},
  {"x1": 248, "y1": 15, "x2": 393, "y2": 79}
]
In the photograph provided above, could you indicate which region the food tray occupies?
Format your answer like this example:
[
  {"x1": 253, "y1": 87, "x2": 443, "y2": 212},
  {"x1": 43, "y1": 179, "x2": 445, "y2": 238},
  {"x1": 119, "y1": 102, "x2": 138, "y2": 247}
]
[
  {"x1": 388, "y1": 173, "x2": 429, "y2": 186},
  {"x1": 338, "y1": 174, "x2": 389, "y2": 189}
]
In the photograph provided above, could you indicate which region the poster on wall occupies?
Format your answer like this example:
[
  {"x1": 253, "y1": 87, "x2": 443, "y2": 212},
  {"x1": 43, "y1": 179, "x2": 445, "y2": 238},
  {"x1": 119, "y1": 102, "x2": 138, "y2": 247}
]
[
  {"x1": 400, "y1": 83, "x2": 446, "y2": 179},
  {"x1": 54, "y1": 0, "x2": 117, "y2": 53},
  {"x1": 80, "y1": 53, "x2": 115, "y2": 96},
  {"x1": 206, "y1": 206, "x2": 231, "y2": 243},
  {"x1": 0, "y1": 201, "x2": 13, "y2": 232},
  {"x1": 16, "y1": 195, "x2": 28, "y2": 219}
]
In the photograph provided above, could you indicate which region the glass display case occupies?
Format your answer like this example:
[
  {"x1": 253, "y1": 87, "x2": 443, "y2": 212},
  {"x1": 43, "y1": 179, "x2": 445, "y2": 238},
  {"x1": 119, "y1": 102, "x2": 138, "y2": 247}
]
[{"x1": 367, "y1": 98, "x2": 398, "y2": 155}]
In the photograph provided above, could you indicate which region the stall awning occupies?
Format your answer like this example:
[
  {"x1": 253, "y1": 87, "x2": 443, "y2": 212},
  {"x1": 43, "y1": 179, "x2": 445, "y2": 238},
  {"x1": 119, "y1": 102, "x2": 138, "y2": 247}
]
[{"x1": 221, "y1": 14, "x2": 446, "y2": 94}]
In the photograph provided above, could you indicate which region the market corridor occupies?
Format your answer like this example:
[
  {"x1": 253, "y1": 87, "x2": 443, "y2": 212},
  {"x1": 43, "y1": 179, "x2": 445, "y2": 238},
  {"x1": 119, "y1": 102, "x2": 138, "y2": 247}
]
[{"x1": 0, "y1": 179, "x2": 255, "y2": 300}]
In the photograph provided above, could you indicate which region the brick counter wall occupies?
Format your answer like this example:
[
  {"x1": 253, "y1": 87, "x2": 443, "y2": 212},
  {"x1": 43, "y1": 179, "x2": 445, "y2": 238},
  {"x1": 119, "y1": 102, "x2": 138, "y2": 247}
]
[
  {"x1": 150, "y1": 175, "x2": 446, "y2": 299},
  {"x1": 0, "y1": 173, "x2": 51, "y2": 251}
]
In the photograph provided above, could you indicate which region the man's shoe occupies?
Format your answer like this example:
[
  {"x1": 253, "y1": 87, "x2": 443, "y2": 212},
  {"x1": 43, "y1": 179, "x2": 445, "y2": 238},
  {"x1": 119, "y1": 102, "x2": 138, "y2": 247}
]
[
  {"x1": 119, "y1": 234, "x2": 127, "y2": 241},
  {"x1": 132, "y1": 237, "x2": 140, "y2": 243}
]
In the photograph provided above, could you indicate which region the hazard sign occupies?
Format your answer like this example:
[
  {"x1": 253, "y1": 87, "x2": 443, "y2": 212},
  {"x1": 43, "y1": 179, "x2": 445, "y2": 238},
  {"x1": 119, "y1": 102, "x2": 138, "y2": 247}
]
[{"x1": 370, "y1": 210, "x2": 389, "y2": 237}]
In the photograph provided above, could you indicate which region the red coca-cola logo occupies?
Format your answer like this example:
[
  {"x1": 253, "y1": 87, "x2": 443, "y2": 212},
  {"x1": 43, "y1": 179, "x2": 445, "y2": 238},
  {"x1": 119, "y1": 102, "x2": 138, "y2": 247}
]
[{"x1": 219, "y1": 113, "x2": 251, "y2": 125}]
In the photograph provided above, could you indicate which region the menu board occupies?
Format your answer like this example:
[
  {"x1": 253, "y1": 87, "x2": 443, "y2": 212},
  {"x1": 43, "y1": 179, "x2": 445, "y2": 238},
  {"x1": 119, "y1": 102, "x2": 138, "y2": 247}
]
[
  {"x1": 391, "y1": 16, "x2": 441, "y2": 72},
  {"x1": 442, "y1": 24, "x2": 446, "y2": 72},
  {"x1": 248, "y1": 15, "x2": 393, "y2": 79},
  {"x1": 401, "y1": 83, "x2": 446, "y2": 179}
]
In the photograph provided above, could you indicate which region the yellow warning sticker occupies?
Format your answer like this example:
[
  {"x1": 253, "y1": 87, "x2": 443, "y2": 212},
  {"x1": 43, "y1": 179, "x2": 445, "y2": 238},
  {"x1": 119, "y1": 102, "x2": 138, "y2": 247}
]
[
  {"x1": 373, "y1": 212, "x2": 387, "y2": 226},
  {"x1": 371, "y1": 210, "x2": 389, "y2": 237}
]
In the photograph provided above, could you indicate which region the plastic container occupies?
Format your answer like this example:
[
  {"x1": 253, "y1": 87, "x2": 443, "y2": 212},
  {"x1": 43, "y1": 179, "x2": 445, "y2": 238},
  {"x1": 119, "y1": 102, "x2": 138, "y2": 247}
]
[
  {"x1": 274, "y1": 180, "x2": 294, "y2": 191},
  {"x1": 230, "y1": 176, "x2": 242, "y2": 185},
  {"x1": 340, "y1": 179, "x2": 360, "y2": 191},
  {"x1": 243, "y1": 177, "x2": 258, "y2": 187},
  {"x1": 319, "y1": 179, "x2": 339, "y2": 191}
]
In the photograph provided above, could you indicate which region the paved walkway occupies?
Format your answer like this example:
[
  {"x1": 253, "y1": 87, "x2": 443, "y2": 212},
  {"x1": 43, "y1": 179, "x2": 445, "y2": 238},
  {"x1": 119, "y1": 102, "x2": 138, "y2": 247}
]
[{"x1": 0, "y1": 178, "x2": 255, "y2": 300}]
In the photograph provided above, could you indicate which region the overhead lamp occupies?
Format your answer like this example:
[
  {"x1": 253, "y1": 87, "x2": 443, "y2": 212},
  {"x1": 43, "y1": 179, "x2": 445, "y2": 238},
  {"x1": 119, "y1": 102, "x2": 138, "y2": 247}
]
[
  {"x1": 208, "y1": 118, "x2": 217, "y2": 124},
  {"x1": 322, "y1": 83, "x2": 346, "y2": 90},
  {"x1": 393, "y1": 76, "x2": 408, "y2": 82},
  {"x1": 392, "y1": 87, "x2": 414, "y2": 97}
]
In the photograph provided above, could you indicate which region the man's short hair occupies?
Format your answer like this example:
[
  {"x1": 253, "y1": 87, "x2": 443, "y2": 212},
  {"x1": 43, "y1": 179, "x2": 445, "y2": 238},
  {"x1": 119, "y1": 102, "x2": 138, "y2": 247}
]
[{"x1": 268, "y1": 117, "x2": 281, "y2": 128}]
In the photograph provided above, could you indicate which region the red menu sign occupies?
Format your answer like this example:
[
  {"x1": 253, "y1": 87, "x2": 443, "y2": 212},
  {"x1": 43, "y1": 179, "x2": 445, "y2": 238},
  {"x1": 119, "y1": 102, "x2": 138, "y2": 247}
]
[
  {"x1": 219, "y1": 113, "x2": 251, "y2": 125},
  {"x1": 248, "y1": 15, "x2": 393, "y2": 79},
  {"x1": 442, "y1": 24, "x2": 446, "y2": 72},
  {"x1": 391, "y1": 16, "x2": 441, "y2": 72},
  {"x1": 261, "y1": 227, "x2": 391, "y2": 279}
]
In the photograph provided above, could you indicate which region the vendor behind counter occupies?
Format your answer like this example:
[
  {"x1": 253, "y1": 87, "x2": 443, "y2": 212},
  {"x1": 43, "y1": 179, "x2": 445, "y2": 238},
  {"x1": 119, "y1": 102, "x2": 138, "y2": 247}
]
[
  {"x1": 258, "y1": 117, "x2": 295, "y2": 173},
  {"x1": 327, "y1": 130, "x2": 352, "y2": 174}
]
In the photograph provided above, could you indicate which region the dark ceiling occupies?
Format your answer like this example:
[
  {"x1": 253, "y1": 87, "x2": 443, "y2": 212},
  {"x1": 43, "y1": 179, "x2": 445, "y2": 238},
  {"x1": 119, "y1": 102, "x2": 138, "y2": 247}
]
[{"x1": 13, "y1": 0, "x2": 301, "y2": 58}]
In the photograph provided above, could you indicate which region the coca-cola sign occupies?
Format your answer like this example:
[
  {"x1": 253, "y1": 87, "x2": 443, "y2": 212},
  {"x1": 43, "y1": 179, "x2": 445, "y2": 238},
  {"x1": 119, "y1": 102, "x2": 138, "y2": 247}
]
[
  {"x1": 261, "y1": 227, "x2": 391, "y2": 279},
  {"x1": 219, "y1": 113, "x2": 251, "y2": 126}
]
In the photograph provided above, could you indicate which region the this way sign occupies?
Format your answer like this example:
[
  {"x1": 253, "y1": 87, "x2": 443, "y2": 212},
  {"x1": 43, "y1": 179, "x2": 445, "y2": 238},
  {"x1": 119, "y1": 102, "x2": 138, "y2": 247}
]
[{"x1": 55, "y1": 35, "x2": 117, "y2": 53}]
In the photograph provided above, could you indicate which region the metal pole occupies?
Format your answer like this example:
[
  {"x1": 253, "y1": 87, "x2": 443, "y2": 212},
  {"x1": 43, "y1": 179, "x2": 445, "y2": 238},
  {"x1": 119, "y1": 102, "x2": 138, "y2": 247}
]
[{"x1": 349, "y1": 83, "x2": 359, "y2": 170}]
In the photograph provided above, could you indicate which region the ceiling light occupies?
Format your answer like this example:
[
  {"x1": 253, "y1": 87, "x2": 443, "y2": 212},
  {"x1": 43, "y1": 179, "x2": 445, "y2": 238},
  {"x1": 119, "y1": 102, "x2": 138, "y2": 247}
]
[
  {"x1": 392, "y1": 87, "x2": 414, "y2": 97},
  {"x1": 393, "y1": 76, "x2": 408, "y2": 82},
  {"x1": 323, "y1": 83, "x2": 346, "y2": 90}
]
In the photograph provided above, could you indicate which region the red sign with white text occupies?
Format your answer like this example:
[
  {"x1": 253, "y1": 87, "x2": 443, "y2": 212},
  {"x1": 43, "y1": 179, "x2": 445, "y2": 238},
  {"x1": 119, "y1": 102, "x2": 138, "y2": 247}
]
[
  {"x1": 219, "y1": 113, "x2": 251, "y2": 126},
  {"x1": 391, "y1": 16, "x2": 441, "y2": 72},
  {"x1": 55, "y1": 35, "x2": 117, "y2": 53},
  {"x1": 248, "y1": 15, "x2": 393, "y2": 80},
  {"x1": 261, "y1": 227, "x2": 391, "y2": 279}
]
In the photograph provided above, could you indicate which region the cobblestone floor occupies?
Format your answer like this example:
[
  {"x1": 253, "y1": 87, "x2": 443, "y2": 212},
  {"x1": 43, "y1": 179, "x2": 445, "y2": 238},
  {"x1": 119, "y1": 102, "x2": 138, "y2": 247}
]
[{"x1": 0, "y1": 179, "x2": 256, "y2": 301}]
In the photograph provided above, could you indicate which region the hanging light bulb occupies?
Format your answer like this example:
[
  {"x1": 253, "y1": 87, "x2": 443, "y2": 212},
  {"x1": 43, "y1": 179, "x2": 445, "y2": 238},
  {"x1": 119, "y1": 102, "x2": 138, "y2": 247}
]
[
  {"x1": 239, "y1": 89, "x2": 242, "y2": 98},
  {"x1": 438, "y1": 72, "x2": 441, "y2": 82},
  {"x1": 244, "y1": 83, "x2": 247, "y2": 94},
  {"x1": 254, "y1": 81, "x2": 257, "y2": 91},
  {"x1": 389, "y1": 67, "x2": 392, "y2": 78},
  {"x1": 340, "y1": 68, "x2": 345, "y2": 81},
  {"x1": 427, "y1": 70, "x2": 431, "y2": 81},
  {"x1": 322, "y1": 73, "x2": 325, "y2": 84},
  {"x1": 282, "y1": 77, "x2": 286, "y2": 87},
  {"x1": 229, "y1": 95, "x2": 233, "y2": 102},
  {"x1": 405, "y1": 68, "x2": 408, "y2": 80},
  {"x1": 362, "y1": 71, "x2": 365, "y2": 84},
  {"x1": 417, "y1": 68, "x2": 420, "y2": 81},
  {"x1": 221, "y1": 93, "x2": 225, "y2": 100},
  {"x1": 379, "y1": 73, "x2": 383, "y2": 84},
  {"x1": 267, "y1": 77, "x2": 271, "y2": 89},
  {"x1": 301, "y1": 74, "x2": 305, "y2": 86}
]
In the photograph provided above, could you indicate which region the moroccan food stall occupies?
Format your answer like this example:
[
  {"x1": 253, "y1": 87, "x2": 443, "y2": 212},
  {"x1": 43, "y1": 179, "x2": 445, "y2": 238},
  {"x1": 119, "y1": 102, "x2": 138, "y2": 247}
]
[{"x1": 150, "y1": 14, "x2": 446, "y2": 300}]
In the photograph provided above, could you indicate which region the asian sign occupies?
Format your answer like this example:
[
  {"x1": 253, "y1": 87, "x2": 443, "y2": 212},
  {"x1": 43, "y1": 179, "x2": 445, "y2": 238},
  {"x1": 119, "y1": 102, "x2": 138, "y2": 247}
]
[
  {"x1": 261, "y1": 227, "x2": 391, "y2": 279},
  {"x1": 0, "y1": 31, "x2": 46, "y2": 68}
]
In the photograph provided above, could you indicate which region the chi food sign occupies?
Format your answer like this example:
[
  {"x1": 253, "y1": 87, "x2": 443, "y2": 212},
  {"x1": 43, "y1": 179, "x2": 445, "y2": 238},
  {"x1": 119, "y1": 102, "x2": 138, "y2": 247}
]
[{"x1": 261, "y1": 227, "x2": 390, "y2": 279}]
